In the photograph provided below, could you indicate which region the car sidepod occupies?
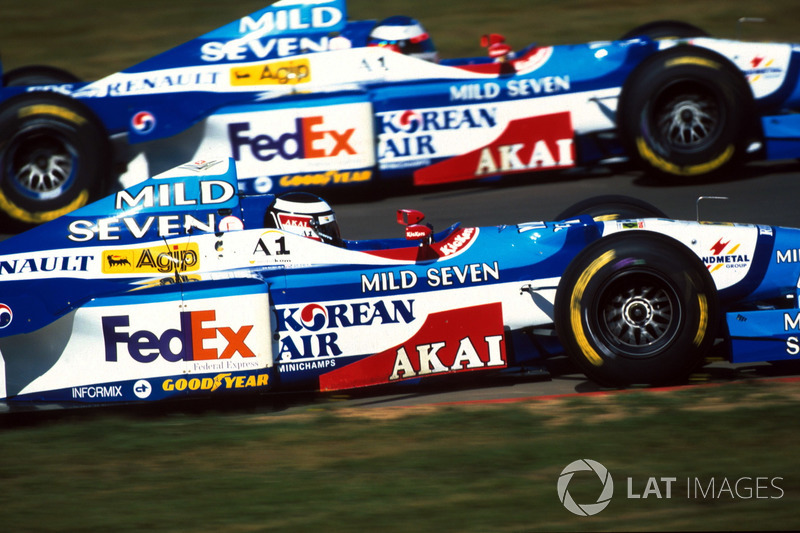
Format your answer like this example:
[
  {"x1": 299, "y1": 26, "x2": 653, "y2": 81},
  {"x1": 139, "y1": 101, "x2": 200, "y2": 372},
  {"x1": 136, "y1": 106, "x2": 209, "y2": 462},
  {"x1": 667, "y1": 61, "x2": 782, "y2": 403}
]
[
  {"x1": 267, "y1": 218, "x2": 600, "y2": 391},
  {"x1": 0, "y1": 278, "x2": 276, "y2": 404}
]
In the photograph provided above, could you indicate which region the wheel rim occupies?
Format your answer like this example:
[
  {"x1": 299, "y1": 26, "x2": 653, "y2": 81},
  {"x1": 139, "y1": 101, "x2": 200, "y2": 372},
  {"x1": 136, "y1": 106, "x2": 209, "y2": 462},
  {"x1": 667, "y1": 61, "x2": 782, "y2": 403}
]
[
  {"x1": 5, "y1": 128, "x2": 77, "y2": 201},
  {"x1": 651, "y1": 82, "x2": 721, "y2": 153},
  {"x1": 593, "y1": 270, "x2": 682, "y2": 358}
]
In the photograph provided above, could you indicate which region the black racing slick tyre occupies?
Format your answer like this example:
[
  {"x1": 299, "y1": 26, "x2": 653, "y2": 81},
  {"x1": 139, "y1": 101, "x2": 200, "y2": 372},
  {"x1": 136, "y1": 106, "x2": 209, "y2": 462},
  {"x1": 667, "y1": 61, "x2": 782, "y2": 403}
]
[
  {"x1": 555, "y1": 195, "x2": 667, "y2": 221},
  {"x1": 619, "y1": 46, "x2": 755, "y2": 181},
  {"x1": 2, "y1": 65, "x2": 81, "y2": 87},
  {"x1": 621, "y1": 20, "x2": 709, "y2": 40},
  {"x1": 0, "y1": 93, "x2": 108, "y2": 227},
  {"x1": 554, "y1": 232, "x2": 718, "y2": 387}
]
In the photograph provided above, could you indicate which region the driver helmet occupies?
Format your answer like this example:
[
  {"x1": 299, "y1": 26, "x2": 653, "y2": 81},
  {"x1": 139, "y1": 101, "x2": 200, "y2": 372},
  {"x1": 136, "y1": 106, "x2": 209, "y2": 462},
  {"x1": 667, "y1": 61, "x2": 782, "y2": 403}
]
[
  {"x1": 367, "y1": 16, "x2": 438, "y2": 62},
  {"x1": 264, "y1": 192, "x2": 344, "y2": 247}
]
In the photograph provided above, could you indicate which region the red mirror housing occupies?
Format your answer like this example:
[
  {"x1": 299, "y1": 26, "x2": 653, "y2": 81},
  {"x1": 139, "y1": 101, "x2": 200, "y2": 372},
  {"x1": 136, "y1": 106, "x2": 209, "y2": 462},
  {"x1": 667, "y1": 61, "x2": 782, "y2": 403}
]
[
  {"x1": 397, "y1": 209, "x2": 425, "y2": 226},
  {"x1": 488, "y1": 42, "x2": 513, "y2": 59},
  {"x1": 481, "y1": 33, "x2": 506, "y2": 47},
  {"x1": 405, "y1": 224, "x2": 433, "y2": 242}
]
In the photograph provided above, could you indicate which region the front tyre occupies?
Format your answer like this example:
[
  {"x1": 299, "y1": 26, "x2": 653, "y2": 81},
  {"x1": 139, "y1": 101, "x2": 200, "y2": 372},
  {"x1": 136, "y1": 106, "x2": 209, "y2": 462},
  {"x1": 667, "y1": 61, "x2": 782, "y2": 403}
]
[
  {"x1": 619, "y1": 47, "x2": 754, "y2": 181},
  {"x1": 554, "y1": 232, "x2": 717, "y2": 386},
  {"x1": 620, "y1": 20, "x2": 709, "y2": 40},
  {"x1": 0, "y1": 93, "x2": 108, "y2": 228}
]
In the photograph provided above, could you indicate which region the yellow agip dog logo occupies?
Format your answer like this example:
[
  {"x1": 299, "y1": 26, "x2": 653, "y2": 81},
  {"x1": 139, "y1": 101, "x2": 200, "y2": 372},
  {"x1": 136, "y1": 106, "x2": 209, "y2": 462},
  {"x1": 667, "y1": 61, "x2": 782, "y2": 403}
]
[
  {"x1": 230, "y1": 58, "x2": 311, "y2": 86},
  {"x1": 102, "y1": 243, "x2": 200, "y2": 274}
]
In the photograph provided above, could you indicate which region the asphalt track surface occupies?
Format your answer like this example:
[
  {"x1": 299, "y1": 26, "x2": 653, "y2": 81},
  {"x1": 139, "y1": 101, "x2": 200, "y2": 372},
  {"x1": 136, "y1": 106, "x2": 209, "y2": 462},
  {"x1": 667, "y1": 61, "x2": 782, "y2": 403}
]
[
  {"x1": 5, "y1": 160, "x2": 800, "y2": 416},
  {"x1": 333, "y1": 160, "x2": 800, "y2": 240}
]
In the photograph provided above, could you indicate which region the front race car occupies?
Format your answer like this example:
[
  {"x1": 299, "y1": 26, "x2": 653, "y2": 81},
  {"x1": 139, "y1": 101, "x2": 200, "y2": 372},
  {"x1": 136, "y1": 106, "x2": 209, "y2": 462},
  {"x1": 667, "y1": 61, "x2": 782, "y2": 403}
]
[
  {"x1": 0, "y1": 158, "x2": 579, "y2": 405},
  {"x1": 3, "y1": 160, "x2": 800, "y2": 406}
]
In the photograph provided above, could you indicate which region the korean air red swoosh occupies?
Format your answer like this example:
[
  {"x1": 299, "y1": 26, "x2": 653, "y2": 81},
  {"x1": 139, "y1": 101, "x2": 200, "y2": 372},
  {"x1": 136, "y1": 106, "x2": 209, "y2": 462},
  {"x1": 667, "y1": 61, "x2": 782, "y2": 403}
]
[
  {"x1": 414, "y1": 112, "x2": 575, "y2": 186},
  {"x1": 319, "y1": 302, "x2": 506, "y2": 391}
]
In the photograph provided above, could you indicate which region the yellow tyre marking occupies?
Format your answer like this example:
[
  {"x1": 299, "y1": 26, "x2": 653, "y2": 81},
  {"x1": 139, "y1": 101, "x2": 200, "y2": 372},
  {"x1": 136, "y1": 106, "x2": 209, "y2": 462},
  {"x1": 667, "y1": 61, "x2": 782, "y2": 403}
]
[
  {"x1": 636, "y1": 137, "x2": 734, "y2": 176},
  {"x1": 693, "y1": 293, "x2": 709, "y2": 347},
  {"x1": 593, "y1": 214, "x2": 622, "y2": 221},
  {"x1": 0, "y1": 188, "x2": 89, "y2": 223},
  {"x1": 665, "y1": 56, "x2": 720, "y2": 70},
  {"x1": 570, "y1": 249, "x2": 616, "y2": 366},
  {"x1": 18, "y1": 104, "x2": 87, "y2": 126}
]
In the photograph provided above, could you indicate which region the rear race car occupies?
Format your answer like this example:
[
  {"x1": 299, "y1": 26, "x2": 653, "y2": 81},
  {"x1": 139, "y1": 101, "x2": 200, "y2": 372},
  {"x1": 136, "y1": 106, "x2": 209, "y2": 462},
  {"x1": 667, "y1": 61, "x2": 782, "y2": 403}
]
[{"x1": 1, "y1": 1, "x2": 800, "y2": 229}]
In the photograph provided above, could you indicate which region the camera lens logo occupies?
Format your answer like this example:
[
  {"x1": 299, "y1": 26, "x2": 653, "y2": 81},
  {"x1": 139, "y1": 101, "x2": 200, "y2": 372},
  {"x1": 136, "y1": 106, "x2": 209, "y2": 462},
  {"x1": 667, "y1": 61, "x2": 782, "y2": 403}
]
[
  {"x1": 132, "y1": 111, "x2": 156, "y2": 134},
  {"x1": 557, "y1": 459, "x2": 614, "y2": 516}
]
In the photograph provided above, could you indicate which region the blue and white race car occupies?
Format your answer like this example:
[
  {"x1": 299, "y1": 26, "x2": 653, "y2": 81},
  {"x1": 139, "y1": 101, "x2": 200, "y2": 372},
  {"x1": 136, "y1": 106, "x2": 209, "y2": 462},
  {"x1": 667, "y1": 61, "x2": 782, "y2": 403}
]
[
  {"x1": 0, "y1": 158, "x2": 798, "y2": 406},
  {"x1": 2, "y1": 0, "x2": 800, "y2": 226}
]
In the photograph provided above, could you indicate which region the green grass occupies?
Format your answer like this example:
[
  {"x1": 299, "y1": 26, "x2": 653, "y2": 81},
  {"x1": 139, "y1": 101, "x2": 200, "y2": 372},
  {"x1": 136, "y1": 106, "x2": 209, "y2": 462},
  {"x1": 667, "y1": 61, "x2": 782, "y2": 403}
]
[
  {"x1": 2, "y1": 381, "x2": 800, "y2": 532},
  {"x1": 2, "y1": 0, "x2": 800, "y2": 80}
]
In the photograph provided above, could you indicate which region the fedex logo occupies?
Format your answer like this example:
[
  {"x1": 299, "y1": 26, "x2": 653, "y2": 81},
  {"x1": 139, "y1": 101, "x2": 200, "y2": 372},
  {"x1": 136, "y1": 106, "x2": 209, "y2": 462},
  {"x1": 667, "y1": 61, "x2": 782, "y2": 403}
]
[
  {"x1": 103, "y1": 310, "x2": 255, "y2": 363},
  {"x1": 229, "y1": 116, "x2": 355, "y2": 163}
]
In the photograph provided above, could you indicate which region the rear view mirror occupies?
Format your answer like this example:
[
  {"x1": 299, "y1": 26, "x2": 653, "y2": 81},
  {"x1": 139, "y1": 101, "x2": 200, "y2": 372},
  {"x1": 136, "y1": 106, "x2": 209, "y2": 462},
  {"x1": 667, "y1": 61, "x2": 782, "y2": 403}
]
[
  {"x1": 397, "y1": 209, "x2": 433, "y2": 244},
  {"x1": 397, "y1": 209, "x2": 426, "y2": 226},
  {"x1": 405, "y1": 224, "x2": 433, "y2": 242}
]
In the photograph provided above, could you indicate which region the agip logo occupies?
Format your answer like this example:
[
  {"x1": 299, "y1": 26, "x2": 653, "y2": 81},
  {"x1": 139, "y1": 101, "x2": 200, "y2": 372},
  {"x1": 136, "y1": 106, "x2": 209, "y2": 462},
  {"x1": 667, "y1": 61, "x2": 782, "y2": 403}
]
[
  {"x1": 102, "y1": 243, "x2": 200, "y2": 274},
  {"x1": 231, "y1": 58, "x2": 311, "y2": 86}
]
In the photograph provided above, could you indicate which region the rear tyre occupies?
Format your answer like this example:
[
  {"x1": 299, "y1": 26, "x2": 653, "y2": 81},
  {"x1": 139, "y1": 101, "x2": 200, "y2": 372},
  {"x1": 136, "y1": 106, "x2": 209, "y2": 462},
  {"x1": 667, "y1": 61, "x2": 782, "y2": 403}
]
[
  {"x1": 3, "y1": 65, "x2": 81, "y2": 87},
  {"x1": 0, "y1": 93, "x2": 108, "y2": 227},
  {"x1": 554, "y1": 232, "x2": 717, "y2": 386},
  {"x1": 555, "y1": 195, "x2": 667, "y2": 221},
  {"x1": 619, "y1": 47, "x2": 754, "y2": 181}
]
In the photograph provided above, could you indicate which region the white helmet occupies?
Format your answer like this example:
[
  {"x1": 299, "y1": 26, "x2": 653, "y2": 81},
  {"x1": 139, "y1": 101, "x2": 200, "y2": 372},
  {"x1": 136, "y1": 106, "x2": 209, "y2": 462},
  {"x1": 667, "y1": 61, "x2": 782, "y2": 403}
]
[
  {"x1": 368, "y1": 16, "x2": 438, "y2": 62},
  {"x1": 264, "y1": 192, "x2": 344, "y2": 247}
]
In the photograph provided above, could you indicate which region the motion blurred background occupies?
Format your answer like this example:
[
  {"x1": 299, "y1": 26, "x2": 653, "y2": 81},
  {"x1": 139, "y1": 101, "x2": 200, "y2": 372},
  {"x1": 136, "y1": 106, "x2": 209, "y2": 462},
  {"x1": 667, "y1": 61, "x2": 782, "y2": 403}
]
[{"x1": 3, "y1": 0, "x2": 799, "y2": 81}]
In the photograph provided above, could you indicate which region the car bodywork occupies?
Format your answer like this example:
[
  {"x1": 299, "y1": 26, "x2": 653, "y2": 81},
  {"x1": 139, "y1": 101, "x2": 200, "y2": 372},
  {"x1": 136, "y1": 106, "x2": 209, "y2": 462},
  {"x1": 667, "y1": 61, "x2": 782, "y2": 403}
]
[
  {"x1": 1, "y1": 0, "x2": 800, "y2": 226},
  {"x1": 1, "y1": 158, "x2": 800, "y2": 406}
]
